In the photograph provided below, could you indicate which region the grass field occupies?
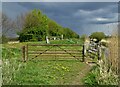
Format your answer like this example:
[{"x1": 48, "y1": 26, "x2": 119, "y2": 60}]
[{"x1": 2, "y1": 39, "x2": 92, "y2": 85}]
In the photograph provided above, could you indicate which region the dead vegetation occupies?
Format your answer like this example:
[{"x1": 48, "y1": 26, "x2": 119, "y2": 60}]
[
  {"x1": 97, "y1": 29, "x2": 119, "y2": 85},
  {"x1": 108, "y1": 29, "x2": 118, "y2": 74}
]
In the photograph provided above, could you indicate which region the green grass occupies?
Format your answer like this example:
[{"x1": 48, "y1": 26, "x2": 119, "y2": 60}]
[
  {"x1": 82, "y1": 66, "x2": 99, "y2": 85},
  {"x1": 2, "y1": 39, "x2": 91, "y2": 85},
  {"x1": 50, "y1": 38, "x2": 83, "y2": 44},
  {"x1": 3, "y1": 38, "x2": 83, "y2": 48},
  {"x1": 10, "y1": 60, "x2": 86, "y2": 85},
  {"x1": 2, "y1": 47, "x2": 86, "y2": 85}
]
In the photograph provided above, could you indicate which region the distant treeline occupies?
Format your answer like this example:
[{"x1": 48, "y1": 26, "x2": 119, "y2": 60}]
[{"x1": 18, "y1": 9, "x2": 79, "y2": 42}]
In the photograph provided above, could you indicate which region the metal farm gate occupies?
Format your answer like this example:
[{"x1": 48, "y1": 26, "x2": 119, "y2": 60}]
[{"x1": 22, "y1": 44, "x2": 85, "y2": 62}]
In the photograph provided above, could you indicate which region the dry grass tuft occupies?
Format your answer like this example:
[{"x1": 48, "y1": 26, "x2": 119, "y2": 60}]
[
  {"x1": 96, "y1": 29, "x2": 119, "y2": 85},
  {"x1": 108, "y1": 29, "x2": 118, "y2": 74}
]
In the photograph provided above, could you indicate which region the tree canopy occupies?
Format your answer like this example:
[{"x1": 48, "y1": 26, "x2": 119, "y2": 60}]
[
  {"x1": 18, "y1": 9, "x2": 79, "y2": 42},
  {"x1": 89, "y1": 32, "x2": 106, "y2": 42}
]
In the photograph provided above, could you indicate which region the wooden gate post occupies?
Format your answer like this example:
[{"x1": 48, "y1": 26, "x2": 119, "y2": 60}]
[
  {"x1": 26, "y1": 44, "x2": 28, "y2": 61},
  {"x1": 61, "y1": 34, "x2": 63, "y2": 40},
  {"x1": 46, "y1": 36, "x2": 50, "y2": 44},
  {"x1": 22, "y1": 46, "x2": 26, "y2": 62},
  {"x1": 82, "y1": 44, "x2": 85, "y2": 62},
  {"x1": 98, "y1": 44, "x2": 101, "y2": 60}
]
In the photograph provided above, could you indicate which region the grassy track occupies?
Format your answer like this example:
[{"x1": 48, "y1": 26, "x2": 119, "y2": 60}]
[
  {"x1": 10, "y1": 60, "x2": 87, "y2": 85},
  {"x1": 2, "y1": 39, "x2": 92, "y2": 85}
]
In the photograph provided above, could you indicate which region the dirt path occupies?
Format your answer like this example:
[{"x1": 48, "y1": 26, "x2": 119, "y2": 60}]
[{"x1": 71, "y1": 63, "x2": 93, "y2": 85}]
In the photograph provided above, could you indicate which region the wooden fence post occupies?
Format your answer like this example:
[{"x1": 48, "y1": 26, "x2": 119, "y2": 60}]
[
  {"x1": 98, "y1": 44, "x2": 101, "y2": 60},
  {"x1": 61, "y1": 34, "x2": 63, "y2": 40},
  {"x1": 26, "y1": 44, "x2": 28, "y2": 61},
  {"x1": 46, "y1": 36, "x2": 50, "y2": 44},
  {"x1": 82, "y1": 44, "x2": 85, "y2": 62},
  {"x1": 22, "y1": 46, "x2": 26, "y2": 62}
]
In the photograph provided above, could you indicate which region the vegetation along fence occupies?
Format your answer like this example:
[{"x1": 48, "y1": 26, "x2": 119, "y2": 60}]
[{"x1": 22, "y1": 43, "x2": 102, "y2": 62}]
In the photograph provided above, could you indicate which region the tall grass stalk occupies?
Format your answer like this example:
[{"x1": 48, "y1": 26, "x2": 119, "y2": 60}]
[{"x1": 97, "y1": 29, "x2": 119, "y2": 85}]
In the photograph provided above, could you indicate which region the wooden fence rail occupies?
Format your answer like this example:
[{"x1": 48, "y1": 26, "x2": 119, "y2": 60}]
[
  {"x1": 22, "y1": 43, "x2": 102, "y2": 62},
  {"x1": 22, "y1": 44, "x2": 85, "y2": 62},
  {"x1": 28, "y1": 44, "x2": 83, "y2": 46}
]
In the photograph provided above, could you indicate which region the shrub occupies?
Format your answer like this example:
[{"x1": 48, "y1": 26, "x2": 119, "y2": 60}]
[
  {"x1": 89, "y1": 32, "x2": 106, "y2": 42},
  {"x1": 101, "y1": 42, "x2": 108, "y2": 47},
  {"x1": 82, "y1": 66, "x2": 99, "y2": 85},
  {"x1": 0, "y1": 35, "x2": 8, "y2": 44}
]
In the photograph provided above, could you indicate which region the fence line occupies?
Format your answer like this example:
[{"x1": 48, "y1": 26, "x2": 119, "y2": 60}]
[
  {"x1": 85, "y1": 39, "x2": 102, "y2": 61},
  {"x1": 22, "y1": 42, "x2": 103, "y2": 62},
  {"x1": 22, "y1": 40, "x2": 117, "y2": 74},
  {"x1": 22, "y1": 44, "x2": 84, "y2": 62}
]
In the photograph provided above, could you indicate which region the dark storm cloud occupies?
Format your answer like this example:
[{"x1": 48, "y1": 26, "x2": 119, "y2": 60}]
[
  {"x1": 16, "y1": 2, "x2": 117, "y2": 18},
  {"x1": 2, "y1": 2, "x2": 118, "y2": 36}
]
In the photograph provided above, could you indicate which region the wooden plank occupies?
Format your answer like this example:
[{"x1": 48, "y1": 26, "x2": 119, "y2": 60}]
[
  {"x1": 88, "y1": 49, "x2": 97, "y2": 53},
  {"x1": 88, "y1": 54, "x2": 95, "y2": 59},
  {"x1": 28, "y1": 52, "x2": 82, "y2": 54},
  {"x1": 26, "y1": 43, "x2": 83, "y2": 61},
  {"x1": 28, "y1": 54, "x2": 82, "y2": 57},
  {"x1": 98, "y1": 45, "x2": 101, "y2": 60},
  {"x1": 28, "y1": 54, "x2": 82, "y2": 58},
  {"x1": 28, "y1": 50, "x2": 82, "y2": 52},
  {"x1": 28, "y1": 44, "x2": 83, "y2": 46},
  {"x1": 90, "y1": 48, "x2": 98, "y2": 52},
  {"x1": 88, "y1": 50, "x2": 97, "y2": 56},
  {"x1": 28, "y1": 58, "x2": 82, "y2": 61}
]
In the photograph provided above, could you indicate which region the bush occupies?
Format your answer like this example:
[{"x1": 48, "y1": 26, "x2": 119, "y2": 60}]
[
  {"x1": 83, "y1": 63, "x2": 118, "y2": 85},
  {"x1": 18, "y1": 33, "x2": 33, "y2": 42},
  {"x1": 29, "y1": 38, "x2": 38, "y2": 42},
  {"x1": 81, "y1": 34, "x2": 87, "y2": 41},
  {"x1": 101, "y1": 42, "x2": 108, "y2": 47},
  {"x1": 17, "y1": 9, "x2": 79, "y2": 42},
  {"x1": 89, "y1": 32, "x2": 106, "y2": 42},
  {"x1": 0, "y1": 35, "x2": 8, "y2": 44},
  {"x1": 82, "y1": 66, "x2": 99, "y2": 85}
]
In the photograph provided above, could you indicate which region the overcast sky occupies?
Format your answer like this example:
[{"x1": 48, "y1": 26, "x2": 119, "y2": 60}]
[{"x1": 2, "y1": 2, "x2": 118, "y2": 37}]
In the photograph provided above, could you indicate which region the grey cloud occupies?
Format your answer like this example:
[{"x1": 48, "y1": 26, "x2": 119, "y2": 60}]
[
  {"x1": 2, "y1": 2, "x2": 28, "y2": 19},
  {"x1": 2, "y1": 2, "x2": 118, "y2": 37}
]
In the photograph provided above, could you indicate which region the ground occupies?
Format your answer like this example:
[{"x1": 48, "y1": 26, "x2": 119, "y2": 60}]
[
  {"x1": 2, "y1": 39, "x2": 93, "y2": 85},
  {"x1": 71, "y1": 63, "x2": 92, "y2": 85}
]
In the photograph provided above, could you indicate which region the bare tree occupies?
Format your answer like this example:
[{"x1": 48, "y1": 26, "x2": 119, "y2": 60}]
[
  {"x1": 14, "y1": 13, "x2": 25, "y2": 32},
  {"x1": 0, "y1": 13, "x2": 15, "y2": 43},
  {"x1": 2, "y1": 13, "x2": 14, "y2": 36}
]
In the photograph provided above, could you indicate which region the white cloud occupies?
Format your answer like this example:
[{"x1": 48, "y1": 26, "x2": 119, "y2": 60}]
[
  {"x1": 95, "y1": 13, "x2": 118, "y2": 23},
  {"x1": 74, "y1": 8, "x2": 107, "y2": 17},
  {"x1": 95, "y1": 17, "x2": 109, "y2": 21}
]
